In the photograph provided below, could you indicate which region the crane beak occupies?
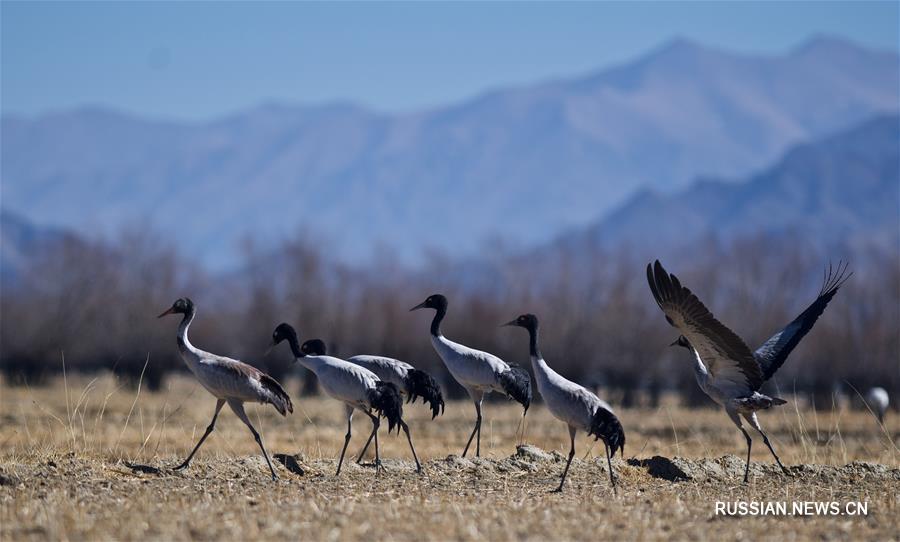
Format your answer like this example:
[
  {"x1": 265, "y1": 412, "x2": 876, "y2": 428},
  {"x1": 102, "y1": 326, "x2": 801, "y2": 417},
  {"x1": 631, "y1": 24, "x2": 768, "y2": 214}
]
[
  {"x1": 501, "y1": 319, "x2": 518, "y2": 327},
  {"x1": 668, "y1": 339, "x2": 679, "y2": 347},
  {"x1": 263, "y1": 342, "x2": 275, "y2": 357},
  {"x1": 157, "y1": 307, "x2": 176, "y2": 318},
  {"x1": 409, "y1": 301, "x2": 427, "y2": 311}
]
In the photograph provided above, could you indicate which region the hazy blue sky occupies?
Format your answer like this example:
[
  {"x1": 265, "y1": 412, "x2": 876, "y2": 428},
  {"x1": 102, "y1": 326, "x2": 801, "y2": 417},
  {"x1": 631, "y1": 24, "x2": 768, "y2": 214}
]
[{"x1": 2, "y1": 2, "x2": 898, "y2": 121}]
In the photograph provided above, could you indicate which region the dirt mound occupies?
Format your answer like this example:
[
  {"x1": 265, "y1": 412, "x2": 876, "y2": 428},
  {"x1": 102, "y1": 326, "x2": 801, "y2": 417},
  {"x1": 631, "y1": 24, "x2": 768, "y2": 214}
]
[
  {"x1": 385, "y1": 449, "x2": 900, "y2": 484},
  {"x1": 627, "y1": 455, "x2": 900, "y2": 483},
  {"x1": 438, "y1": 447, "x2": 560, "y2": 475}
]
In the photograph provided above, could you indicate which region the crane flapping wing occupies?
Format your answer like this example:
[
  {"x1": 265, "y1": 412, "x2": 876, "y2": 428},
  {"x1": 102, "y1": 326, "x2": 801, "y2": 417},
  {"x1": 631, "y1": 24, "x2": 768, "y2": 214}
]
[
  {"x1": 754, "y1": 261, "x2": 851, "y2": 381},
  {"x1": 647, "y1": 260, "x2": 763, "y2": 393}
]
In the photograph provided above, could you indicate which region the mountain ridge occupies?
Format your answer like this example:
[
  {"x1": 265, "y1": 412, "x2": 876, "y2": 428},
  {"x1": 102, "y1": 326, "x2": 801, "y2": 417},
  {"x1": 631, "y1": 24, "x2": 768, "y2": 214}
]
[
  {"x1": 553, "y1": 113, "x2": 900, "y2": 262},
  {"x1": 2, "y1": 35, "x2": 897, "y2": 269}
]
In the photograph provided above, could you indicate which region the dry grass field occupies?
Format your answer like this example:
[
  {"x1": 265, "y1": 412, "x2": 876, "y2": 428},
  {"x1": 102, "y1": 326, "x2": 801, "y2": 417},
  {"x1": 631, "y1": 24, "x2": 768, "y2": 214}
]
[{"x1": 1, "y1": 374, "x2": 898, "y2": 541}]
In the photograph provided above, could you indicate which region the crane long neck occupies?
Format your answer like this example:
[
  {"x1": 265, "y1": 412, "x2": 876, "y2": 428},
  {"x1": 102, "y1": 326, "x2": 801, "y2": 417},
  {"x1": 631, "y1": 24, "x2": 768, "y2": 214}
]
[
  {"x1": 430, "y1": 306, "x2": 447, "y2": 337},
  {"x1": 690, "y1": 348, "x2": 709, "y2": 386},
  {"x1": 284, "y1": 331, "x2": 303, "y2": 359},
  {"x1": 177, "y1": 308, "x2": 197, "y2": 353},
  {"x1": 526, "y1": 324, "x2": 553, "y2": 392},
  {"x1": 527, "y1": 324, "x2": 542, "y2": 359}
]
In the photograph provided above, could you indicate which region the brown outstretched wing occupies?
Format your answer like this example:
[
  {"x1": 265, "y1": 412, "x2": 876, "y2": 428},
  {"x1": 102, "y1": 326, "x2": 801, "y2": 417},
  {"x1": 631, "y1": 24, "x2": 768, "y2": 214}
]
[{"x1": 647, "y1": 260, "x2": 763, "y2": 393}]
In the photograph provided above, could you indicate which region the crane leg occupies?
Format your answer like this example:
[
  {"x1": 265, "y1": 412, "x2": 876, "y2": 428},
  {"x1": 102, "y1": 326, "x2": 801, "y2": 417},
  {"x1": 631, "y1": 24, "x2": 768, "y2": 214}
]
[
  {"x1": 514, "y1": 408, "x2": 528, "y2": 446},
  {"x1": 365, "y1": 412, "x2": 383, "y2": 471},
  {"x1": 553, "y1": 426, "x2": 577, "y2": 492},
  {"x1": 336, "y1": 408, "x2": 354, "y2": 476},
  {"x1": 520, "y1": 410, "x2": 528, "y2": 445},
  {"x1": 174, "y1": 399, "x2": 225, "y2": 471},
  {"x1": 400, "y1": 420, "x2": 422, "y2": 473},
  {"x1": 356, "y1": 416, "x2": 378, "y2": 464},
  {"x1": 228, "y1": 399, "x2": 278, "y2": 481},
  {"x1": 760, "y1": 432, "x2": 789, "y2": 475},
  {"x1": 462, "y1": 399, "x2": 483, "y2": 458},
  {"x1": 476, "y1": 414, "x2": 482, "y2": 457},
  {"x1": 740, "y1": 427, "x2": 752, "y2": 483},
  {"x1": 728, "y1": 410, "x2": 753, "y2": 483},
  {"x1": 744, "y1": 413, "x2": 790, "y2": 476},
  {"x1": 605, "y1": 441, "x2": 617, "y2": 495},
  {"x1": 374, "y1": 419, "x2": 382, "y2": 469}
]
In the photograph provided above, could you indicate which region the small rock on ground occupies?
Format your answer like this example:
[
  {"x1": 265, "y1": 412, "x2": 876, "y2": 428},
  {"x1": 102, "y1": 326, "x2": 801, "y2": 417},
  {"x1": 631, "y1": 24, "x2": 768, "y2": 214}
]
[
  {"x1": 515, "y1": 445, "x2": 554, "y2": 462},
  {"x1": 273, "y1": 454, "x2": 305, "y2": 476}
]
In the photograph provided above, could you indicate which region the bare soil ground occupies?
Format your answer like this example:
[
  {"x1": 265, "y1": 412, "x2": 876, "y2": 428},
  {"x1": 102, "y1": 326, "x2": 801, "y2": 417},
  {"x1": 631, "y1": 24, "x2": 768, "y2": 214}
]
[{"x1": 1, "y1": 375, "x2": 898, "y2": 541}]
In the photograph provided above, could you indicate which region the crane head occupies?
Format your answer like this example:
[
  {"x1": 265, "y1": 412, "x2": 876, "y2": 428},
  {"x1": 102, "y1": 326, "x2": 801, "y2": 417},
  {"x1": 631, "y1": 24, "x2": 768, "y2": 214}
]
[
  {"x1": 410, "y1": 293, "x2": 448, "y2": 312},
  {"x1": 271, "y1": 323, "x2": 296, "y2": 346},
  {"x1": 269, "y1": 322, "x2": 295, "y2": 349},
  {"x1": 670, "y1": 335, "x2": 692, "y2": 351},
  {"x1": 268, "y1": 323, "x2": 303, "y2": 358},
  {"x1": 300, "y1": 339, "x2": 327, "y2": 356},
  {"x1": 502, "y1": 313, "x2": 539, "y2": 332},
  {"x1": 157, "y1": 297, "x2": 194, "y2": 318}
]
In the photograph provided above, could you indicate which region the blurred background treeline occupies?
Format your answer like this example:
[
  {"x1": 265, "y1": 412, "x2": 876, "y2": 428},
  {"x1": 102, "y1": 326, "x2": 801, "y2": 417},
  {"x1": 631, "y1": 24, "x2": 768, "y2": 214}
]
[{"x1": 1, "y1": 222, "x2": 897, "y2": 408}]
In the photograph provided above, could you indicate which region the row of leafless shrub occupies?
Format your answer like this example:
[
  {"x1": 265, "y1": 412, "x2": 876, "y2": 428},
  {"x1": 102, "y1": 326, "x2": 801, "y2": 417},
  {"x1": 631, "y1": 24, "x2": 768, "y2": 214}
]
[{"x1": 2, "y1": 227, "x2": 897, "y2": 407}]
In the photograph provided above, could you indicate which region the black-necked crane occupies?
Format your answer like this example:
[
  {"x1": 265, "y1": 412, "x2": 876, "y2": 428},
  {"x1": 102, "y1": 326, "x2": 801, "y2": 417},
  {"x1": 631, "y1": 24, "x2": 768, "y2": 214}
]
[
  {"x1": 866, "y1": 387, "x2": 889, "y2": 424},
  {"x1": 647, "y1": 260, "x2": 850, "y2": 482},
  {"x1": 347, "y1": 354, "x2": 444, "y2": 464},
  {"x1": 410, "y1": 294, "x2": 532, "y2": 457},
  {"x1": 158, "y1": 298, "x2": 292, "y2": 480},
  {"x1": 270, "y1": 323, "x2": 421, "y2": 474},
  {"x1": 504, "y1": 313, "x2": 625, "y2": 492}
]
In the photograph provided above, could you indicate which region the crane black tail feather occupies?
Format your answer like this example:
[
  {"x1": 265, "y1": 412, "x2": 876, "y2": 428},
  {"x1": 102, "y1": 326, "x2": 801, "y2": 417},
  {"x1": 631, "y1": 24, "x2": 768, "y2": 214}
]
[
  {"x1": 499, "y1": 364, "x2": 532, "y2": 414},
  {"x1": 589, "y1": 407, "x2": 625, "y2": 457},
  {"x1": 368, "y1": 381, "x2": 403, "y2": 434},
  {"x1": 404, "y1": 369, "x2": 445, "y2": 419},
  {"x1": 259, "y1": 373, "x2": 293, "y2": 416}
]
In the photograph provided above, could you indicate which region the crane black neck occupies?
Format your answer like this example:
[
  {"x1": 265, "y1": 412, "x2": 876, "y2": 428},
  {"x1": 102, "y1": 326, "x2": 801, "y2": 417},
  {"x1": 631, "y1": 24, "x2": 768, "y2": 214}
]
[
  {"x1": 284, "y1": 330, "x2": 303, "y2": 358},
  {"x1": 181, "y1": 305, "x2": 196, "y2": 322},
  {"x1": 526, "y1": 322, "x2": 541, "y2": 359},
  {"x1": 176, "y1": 306, "x2": 196, "y2": 347},
  {"x1": 177, "y1": 305, "x2": 196, "y2": 330},
  {"x1": 430, "y1": 305, "x2": 447, "y2": 337}
]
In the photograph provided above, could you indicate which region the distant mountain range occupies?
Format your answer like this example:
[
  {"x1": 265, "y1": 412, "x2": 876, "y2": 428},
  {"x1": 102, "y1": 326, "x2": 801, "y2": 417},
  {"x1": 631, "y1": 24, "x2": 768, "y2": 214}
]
[
  {"x1": 0, "y1": 211, "x2": 78, "y2": 284},
  {"x1": 550, "y1": 114, "x2": 899, "y2": 263},
  {"x1": 3, "y1": 114, "x2": 898, "y2": 286},
  {"x1": 1, "y1": 36, "x2": 898, "y2": 268}
]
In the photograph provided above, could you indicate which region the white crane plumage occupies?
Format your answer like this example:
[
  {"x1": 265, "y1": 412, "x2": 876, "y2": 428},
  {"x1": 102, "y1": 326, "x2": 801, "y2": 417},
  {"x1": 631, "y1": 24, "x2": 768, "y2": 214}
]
[
  {"x1": 270, "y1": 323, "x2": 421, "y2": 474},
  {"x1": 347, "y1": 354, "x2": 444, "y2": 463},
  {"x1": 504, "y1": 314, "x2": 625, "y2": 492},
  {"x1": 411, "y1": 294, "x2": 532, "y2": 457},
  {"x1": 158, "y1": 298, "x2": 293, "y2": 480},
  {"x1": 865, "y1": 387, "x2": 890, "y2": 424},
  {"x1": 647, "y1": 260, "x2": 850, "y2": 482}
]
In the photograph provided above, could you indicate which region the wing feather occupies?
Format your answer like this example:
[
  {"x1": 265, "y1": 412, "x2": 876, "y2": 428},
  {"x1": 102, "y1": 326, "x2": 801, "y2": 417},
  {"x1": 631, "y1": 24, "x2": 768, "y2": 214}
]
[
  {"x1": 754, "y1": 261, "x2": 851, "y2": 380},
  {"x1": 647, "y1": 260, "x2": 763, "y2": 392},
  {"x1": 201, "y1": 355, "x2": 293, "y2": 415}
]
